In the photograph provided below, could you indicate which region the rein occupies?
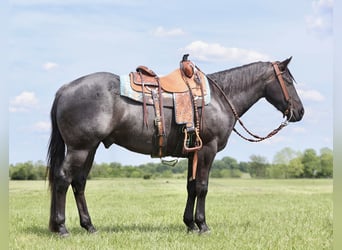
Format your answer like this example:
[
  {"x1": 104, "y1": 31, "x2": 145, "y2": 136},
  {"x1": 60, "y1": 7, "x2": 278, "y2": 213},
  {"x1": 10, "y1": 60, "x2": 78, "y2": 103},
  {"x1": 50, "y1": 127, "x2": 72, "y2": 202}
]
[{"x1": 202, "y1": 62, "x2": 292, "y2": 143}]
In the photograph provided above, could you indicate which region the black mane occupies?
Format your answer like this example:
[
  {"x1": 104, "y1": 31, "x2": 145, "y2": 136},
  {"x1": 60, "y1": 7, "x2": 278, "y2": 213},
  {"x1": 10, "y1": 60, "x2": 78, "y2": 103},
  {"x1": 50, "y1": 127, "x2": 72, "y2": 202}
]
[{"x1": 207, "y1": 61, "x2": 269, "y2": 93}]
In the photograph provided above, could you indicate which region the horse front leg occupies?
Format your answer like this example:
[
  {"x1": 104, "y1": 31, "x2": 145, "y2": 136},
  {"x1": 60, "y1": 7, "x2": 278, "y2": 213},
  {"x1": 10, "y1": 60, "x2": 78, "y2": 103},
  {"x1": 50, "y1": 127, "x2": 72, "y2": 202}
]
[
  {"x1": 194, "y1": 149, "x2": 215, "y2": 233},
  {"x1": 183, "y1": 154, "x2": 198, "y2": 232},
  {"x1": 195, "y1": 178, "x2": 209, "y2": 233}
]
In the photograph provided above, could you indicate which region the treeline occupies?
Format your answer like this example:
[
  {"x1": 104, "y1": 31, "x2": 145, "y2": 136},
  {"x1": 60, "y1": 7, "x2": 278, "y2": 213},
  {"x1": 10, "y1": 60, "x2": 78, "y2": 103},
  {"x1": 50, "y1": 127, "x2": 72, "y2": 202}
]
[{"x1": 9, "y1": 147, "x2": 333, "y2": 180}]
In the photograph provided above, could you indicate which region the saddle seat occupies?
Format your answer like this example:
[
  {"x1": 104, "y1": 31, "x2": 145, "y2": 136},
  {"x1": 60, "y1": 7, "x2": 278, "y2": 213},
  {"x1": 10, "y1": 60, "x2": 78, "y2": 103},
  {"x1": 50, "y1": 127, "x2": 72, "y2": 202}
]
[{"x1": 130, "y1": 68, "x2": 207, "y2": 97}]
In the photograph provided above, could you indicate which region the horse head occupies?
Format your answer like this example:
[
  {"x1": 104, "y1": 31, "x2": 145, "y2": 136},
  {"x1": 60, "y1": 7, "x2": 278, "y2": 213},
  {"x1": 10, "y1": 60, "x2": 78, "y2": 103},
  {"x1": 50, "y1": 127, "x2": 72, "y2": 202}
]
[{"x1": 265, "y1": 57, "x2": 304, "y2": 122}]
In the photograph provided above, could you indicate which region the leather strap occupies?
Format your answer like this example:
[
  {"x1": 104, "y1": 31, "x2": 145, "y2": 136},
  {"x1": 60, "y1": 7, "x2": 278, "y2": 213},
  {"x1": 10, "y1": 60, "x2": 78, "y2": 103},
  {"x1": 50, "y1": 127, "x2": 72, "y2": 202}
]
[
  {"x1": 151, "y1": 88, "x2": 165, "y2": 157},
  {"x1": 272, "y1": 62, "x2": 290, "y2": 102},
  {"x1": 138, "y1": 72, "x2": 149, "y2": 127}
]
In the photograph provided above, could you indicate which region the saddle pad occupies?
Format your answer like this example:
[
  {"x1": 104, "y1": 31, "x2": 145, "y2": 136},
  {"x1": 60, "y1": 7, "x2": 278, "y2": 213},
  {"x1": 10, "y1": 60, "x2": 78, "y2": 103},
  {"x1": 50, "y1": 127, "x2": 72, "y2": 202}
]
[{"x1": 120, "y1": 74, "x2": 211, "y2": 106}]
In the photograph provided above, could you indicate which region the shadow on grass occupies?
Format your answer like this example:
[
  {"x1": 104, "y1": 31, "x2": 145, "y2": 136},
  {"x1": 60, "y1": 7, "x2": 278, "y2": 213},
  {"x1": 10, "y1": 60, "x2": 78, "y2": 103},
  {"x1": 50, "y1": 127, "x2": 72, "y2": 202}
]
[
  {"x1": 23, "y1": 225, "x2": 87, "y2": 238},
  {"x1": 23, "y1": 225, "x2": 52, "y2": 237},
  {"x1": 24, "y1": 222, "x2": 186, "y2": 237},
  {"x1": 99, "y1": 222, "x2": 185, "y2": 234}
]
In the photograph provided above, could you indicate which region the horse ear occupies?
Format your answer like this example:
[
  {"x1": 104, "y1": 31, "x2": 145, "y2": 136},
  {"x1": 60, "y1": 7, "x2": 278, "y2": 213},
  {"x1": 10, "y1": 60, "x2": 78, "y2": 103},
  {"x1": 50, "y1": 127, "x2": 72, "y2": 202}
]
[{"x1": 279, "y1": 56, "x2": 292, "y2": 71}]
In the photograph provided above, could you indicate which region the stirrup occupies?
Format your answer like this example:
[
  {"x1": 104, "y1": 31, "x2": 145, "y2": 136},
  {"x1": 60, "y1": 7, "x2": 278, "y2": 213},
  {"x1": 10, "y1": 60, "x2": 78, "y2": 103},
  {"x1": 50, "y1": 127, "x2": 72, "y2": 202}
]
[{"x1": 183, "y1": 128, "x2": 203, "y2": 153}]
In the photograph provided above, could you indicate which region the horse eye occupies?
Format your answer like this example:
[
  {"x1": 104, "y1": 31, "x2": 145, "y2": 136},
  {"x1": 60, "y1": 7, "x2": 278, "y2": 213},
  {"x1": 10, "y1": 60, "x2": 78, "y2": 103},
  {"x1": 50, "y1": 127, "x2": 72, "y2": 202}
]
[
  {"x1": 287, "y1": 79, "x2": 294, "y2": 85},
  {"x1": 282, "y1": 72, "x2": 293, "y2": 85}
]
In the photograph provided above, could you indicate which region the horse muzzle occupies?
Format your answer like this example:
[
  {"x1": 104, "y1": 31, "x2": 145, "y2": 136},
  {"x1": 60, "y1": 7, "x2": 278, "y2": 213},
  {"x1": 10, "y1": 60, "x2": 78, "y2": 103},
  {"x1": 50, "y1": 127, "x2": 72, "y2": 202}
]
[{"x1": 286, "y1": 106, "x2": 304, "y2": 122}]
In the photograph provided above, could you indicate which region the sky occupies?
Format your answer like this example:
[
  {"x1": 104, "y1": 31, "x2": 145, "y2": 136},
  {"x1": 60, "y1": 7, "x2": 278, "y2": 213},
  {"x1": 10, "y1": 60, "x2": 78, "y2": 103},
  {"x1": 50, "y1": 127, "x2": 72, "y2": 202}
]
[{"x1": 8, "y1": 0, "x2": 333, "y2": 166}]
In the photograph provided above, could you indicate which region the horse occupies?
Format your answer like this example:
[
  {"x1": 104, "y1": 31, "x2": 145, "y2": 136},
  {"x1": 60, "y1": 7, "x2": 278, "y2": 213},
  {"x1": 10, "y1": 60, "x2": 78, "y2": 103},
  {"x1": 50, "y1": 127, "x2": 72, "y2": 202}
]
[{"x1": 47, "y1": 57, "x2": 304, "y2": 236}]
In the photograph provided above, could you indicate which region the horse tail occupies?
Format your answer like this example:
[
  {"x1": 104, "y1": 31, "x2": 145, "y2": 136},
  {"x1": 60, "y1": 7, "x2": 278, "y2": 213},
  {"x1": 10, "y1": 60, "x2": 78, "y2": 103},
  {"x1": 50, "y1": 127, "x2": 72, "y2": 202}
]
[{"x1": 47, "y1": 94, "x2": 65, "y2": 190}]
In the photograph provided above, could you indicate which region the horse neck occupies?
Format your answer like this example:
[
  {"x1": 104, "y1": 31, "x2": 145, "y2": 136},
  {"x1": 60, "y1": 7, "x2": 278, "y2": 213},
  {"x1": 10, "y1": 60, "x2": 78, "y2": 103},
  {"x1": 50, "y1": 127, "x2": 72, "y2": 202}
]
[{"x1": 209, "y1": 62, "x2": 268, "y2": 117}]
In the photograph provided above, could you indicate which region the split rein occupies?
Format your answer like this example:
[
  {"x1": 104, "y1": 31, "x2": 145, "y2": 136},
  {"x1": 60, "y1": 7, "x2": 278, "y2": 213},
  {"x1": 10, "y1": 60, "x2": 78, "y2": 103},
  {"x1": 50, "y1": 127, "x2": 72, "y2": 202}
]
[{"x1": 202, "y1": 62, "x2": 293, "y2": 143}]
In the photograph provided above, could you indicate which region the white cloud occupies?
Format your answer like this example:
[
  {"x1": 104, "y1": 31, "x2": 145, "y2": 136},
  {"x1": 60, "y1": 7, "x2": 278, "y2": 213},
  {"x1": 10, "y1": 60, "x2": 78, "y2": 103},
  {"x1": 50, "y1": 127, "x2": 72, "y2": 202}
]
[
  {"x1": 306, "y1": 0, "x2": 333, "y2": 37},
  {"x1": 151, "y1": 26, "x2": 185, "y2": 37},
  {"x1": 313, "y1": 0, "x2": 333, "y2": 12},
  {"x1": 297, "y1": 88, "x2": 325, "y2": 102},
  {"x1": 10, "y1": 91, "x2": 39, "y2": 112},
  {"x1": 32, "y1": 121, "x2": 51, "y2": 132},
  {"x1": 182, "y1": 40, "x2": 270, "y2": 63},
  {"x1": 43, "y1": 62, "x2": 59, "y2": 71}
]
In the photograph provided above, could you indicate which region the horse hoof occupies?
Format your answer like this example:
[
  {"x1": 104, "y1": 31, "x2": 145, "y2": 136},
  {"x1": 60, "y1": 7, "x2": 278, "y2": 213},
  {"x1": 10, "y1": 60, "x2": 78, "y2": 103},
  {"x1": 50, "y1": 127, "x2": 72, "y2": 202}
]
[
  {"x1": 186, "y1": 223, "x2": 199, "y2": 233},
  {"x1": 49, "y1": 224, "x2": 69, "y2": 237},
  {"x1": 59, "y1": 231, "x2": 70, "y2": 237},
  {"x1": 199, "y1": 228, "x2": 211, "y2": 235},
  {"x1": 87, "y1": 226, "x2": 97, "y2": 234},
  {"x1": 187, "y1": 227, "x2": 199, "y2": 234},
  {"x1": 53, "y1": 228, "x2": 69, "y2": 237}
]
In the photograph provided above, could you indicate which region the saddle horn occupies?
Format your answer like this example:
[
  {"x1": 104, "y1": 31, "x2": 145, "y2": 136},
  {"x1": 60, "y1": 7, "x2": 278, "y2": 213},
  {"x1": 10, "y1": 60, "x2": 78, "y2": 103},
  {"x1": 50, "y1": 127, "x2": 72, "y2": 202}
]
[{"x1": 180, "y1": 54, "x2": 194, "y2": 78}]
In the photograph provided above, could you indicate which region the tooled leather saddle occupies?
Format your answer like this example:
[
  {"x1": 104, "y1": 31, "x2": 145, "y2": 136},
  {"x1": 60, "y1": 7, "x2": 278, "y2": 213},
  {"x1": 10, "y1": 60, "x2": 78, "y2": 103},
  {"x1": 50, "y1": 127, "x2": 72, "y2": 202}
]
[{"x1": 122, "y1": 54, "x2": 209, "y2": 159}]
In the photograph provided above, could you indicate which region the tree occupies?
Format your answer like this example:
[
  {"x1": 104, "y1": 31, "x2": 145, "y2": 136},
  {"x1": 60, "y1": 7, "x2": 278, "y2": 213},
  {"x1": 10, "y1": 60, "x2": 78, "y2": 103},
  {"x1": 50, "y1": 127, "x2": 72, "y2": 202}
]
[
  {"x1": 273, "y1": 147, "x2": 300, "y2": 165},
  {"x1": 238, "y1": 161, "x2": 249, "y2": 173},
  {"x1": 9, "y1": 161, "x2": 46, "y2": 180},
  {"x1": 248, "y1": 155, "x2": 268, "y2": 178},
  {"x1": 267, "y1": 164, "x2": 285, "y2": 179},
  {"x1": 271, "y1": 148, "x2": 303, "y2": 178},
  {"x1": 222, "y1": 156, "x2": 239, "y2": 170},
  {"x1": 211, "y1": 156, "x2": 241, "y2": 178},
  {"x1": 10, "y1": 163, "x2": 28, "y2": 180},
  {"x1": 302, "y1": 149, "x2": 320, "y2": 178},
  {"x1": 319, "y1": 147, "x2": 333, "y2": 177},
  {"x1": 212, "y1": 159, "x2": 226, "y2": 171},
  {"x1": 287, "y1": 157, "x2": 304, "y2": 178}
]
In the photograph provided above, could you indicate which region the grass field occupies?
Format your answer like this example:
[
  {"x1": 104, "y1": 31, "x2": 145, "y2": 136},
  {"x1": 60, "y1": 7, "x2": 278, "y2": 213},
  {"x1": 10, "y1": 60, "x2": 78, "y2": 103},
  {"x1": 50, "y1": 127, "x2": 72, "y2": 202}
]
[{"x1": 9, "y1": 178, "x2": 332, "y2": 250}]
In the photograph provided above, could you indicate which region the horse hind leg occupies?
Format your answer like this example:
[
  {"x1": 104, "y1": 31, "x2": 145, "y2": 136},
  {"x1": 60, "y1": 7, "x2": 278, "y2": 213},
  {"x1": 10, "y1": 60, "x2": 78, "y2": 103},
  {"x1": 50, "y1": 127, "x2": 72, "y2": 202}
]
[
  {"x1": 49, "y1": 147, "x2": 96, "y2": 236},
  {"x1": 49, "y1": 151, "x2": 74, "y2": 236},
  {"x1": 71, "y1": 148, "x2": 98, "y2": 233}
]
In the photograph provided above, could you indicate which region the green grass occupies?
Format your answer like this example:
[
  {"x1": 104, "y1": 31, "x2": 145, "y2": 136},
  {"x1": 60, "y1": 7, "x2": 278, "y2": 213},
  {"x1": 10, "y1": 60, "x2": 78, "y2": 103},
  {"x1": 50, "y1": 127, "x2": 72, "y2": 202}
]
[{"x1": 9, "y1": 179, "x2": 332, "y2": 250}]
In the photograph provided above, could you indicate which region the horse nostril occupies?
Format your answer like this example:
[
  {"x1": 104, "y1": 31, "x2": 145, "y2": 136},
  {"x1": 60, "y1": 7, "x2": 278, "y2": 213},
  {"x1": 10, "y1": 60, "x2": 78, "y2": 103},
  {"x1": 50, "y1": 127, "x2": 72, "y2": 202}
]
[{"x1": 300, "y1": 108, "x2": 304, "y2": 116}]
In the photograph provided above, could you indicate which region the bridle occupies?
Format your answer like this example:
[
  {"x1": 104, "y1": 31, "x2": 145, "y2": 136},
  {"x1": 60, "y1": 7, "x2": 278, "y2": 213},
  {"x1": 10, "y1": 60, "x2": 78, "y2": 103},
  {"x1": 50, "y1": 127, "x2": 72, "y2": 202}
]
[
  {"x1": 272, "y1": 62, "x2": 292, "y2": 118},
  {"x1": 203, "y1": 62, "x2": 293, "y2": 143}
]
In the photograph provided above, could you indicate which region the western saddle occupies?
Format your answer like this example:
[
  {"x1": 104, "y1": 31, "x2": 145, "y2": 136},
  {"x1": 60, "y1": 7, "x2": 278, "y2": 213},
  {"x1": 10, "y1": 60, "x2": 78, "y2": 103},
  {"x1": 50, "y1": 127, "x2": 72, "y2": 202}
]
[{"x1": 129, "y1": 55, "x2": 206, "y2": 166}]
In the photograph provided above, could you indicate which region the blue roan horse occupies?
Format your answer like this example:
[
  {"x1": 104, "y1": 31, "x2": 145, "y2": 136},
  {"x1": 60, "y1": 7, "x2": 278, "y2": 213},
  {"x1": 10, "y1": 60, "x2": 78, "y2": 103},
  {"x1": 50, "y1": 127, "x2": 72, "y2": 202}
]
[{"x1": 47, "y1": 57, "x2": 304, "y2": 236}]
